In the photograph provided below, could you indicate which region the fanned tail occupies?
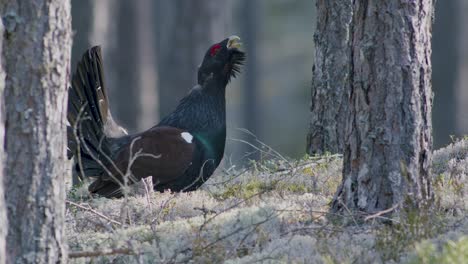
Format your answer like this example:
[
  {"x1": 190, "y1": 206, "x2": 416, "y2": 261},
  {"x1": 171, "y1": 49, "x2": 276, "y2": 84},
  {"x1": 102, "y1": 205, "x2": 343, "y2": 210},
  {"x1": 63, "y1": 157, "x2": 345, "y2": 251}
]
[{"x1": 67, "y1": 46, "x2": 126, "y2": 181}]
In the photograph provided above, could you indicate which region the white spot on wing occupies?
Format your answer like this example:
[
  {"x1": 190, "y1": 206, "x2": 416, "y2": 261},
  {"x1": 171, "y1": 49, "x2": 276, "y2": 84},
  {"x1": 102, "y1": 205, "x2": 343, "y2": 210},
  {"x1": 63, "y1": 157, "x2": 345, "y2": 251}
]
[{"x1": 181, "y1": 132, "x2": 193, "y2": 143}]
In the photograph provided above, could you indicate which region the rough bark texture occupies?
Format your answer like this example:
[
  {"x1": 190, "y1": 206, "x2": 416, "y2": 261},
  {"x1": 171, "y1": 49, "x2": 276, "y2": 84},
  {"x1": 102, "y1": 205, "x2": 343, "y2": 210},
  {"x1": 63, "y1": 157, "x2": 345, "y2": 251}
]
[
  {"x1": 306, "y1": 0, "x2": 353, "y2": 155},
  {"x1": 0, "y1": 17, "x2": 6, "y2": 264},
  {"x1": 331, "y1": 0, "x2": 434, "y2": 215},
  {"x1": 1, "y1": 0, "x2": 71, "y2": 262},
  {"x1": 155, "y1": 0, "x2": 230, "y2": 117},
  {"x1": 455, "y1": 0, "x2": 468, "y2": 135}
]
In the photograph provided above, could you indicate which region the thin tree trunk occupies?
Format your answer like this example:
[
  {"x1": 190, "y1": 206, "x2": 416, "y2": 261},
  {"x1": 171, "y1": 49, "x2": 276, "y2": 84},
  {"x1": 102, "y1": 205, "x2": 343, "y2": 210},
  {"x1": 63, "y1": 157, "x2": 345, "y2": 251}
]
[
  {"x1": 136, "y1": 0, "x2": 159, "y2": 130},
  {"x1": 156, "y1": 0, "x2": 230, "y2": 117},
  {"x1": 89, "y1": 0, "x2": 140, "y2": 132},
  {"x1": 71, "y1": 0, "x2": 92, "y2": 186},
  {"x1": 240, "y1": 0, "x2": 261, "y2": 159},
  {"x1": 455, "y1": 0, "x2": 468, "y2": 135},
  {"x1": 1, "y1": 0, "x2": 71, "y2": 262},
  {"x1": 432, "y1": 0, "x2": 458, "y2": 148},
  {"x1": 111, "y1": 0, "x2": 140, "y2": 132},
  {"x1": 71, "y1": 0, "x2": 92, "y2": 72},
  {"x1": 90, "y1": 0, "x2": 154, "y2": 133},
  {"x1": 331, "y1": 0, "x2": 434, "y2": 216},
  {"x1": 0, "y1": 16, "x2": 6, "y2": 264},
  {"x1": 306, "y1": 0, "x2": 353, "y2": 155}
]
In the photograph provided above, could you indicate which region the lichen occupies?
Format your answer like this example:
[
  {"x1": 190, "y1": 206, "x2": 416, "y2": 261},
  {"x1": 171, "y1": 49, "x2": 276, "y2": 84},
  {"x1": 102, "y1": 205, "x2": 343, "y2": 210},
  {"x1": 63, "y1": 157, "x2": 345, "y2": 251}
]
[{"x1": 66, "y1": 142, "x2": 467, "y2": 263}]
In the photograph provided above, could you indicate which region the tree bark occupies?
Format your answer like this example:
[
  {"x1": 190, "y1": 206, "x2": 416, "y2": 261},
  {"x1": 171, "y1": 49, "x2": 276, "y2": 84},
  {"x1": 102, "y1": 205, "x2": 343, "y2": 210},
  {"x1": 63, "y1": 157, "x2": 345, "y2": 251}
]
[
  {"x1": 306, "y1": 0, "x2": 353, "y2": 155},
  {"x1": 1, "y1": 0, "x2": 71, "y2": 262},
  {"x1": 331, "y1": 0, "x2": 434, "y2": 216},
  {"x1": 155, "y1": 0, "x2": 230, "y2": 117},
  {"x1": 0, "y1": 17, "x2": 6, "y2": 264}
]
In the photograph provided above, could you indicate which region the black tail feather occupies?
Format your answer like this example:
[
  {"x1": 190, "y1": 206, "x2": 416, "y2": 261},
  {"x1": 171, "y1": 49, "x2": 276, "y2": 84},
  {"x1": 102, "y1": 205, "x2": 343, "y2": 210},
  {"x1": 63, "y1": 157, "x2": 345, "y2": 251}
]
[{"x1": 67, "y1": 46, "x2": 113, "y2": 179}]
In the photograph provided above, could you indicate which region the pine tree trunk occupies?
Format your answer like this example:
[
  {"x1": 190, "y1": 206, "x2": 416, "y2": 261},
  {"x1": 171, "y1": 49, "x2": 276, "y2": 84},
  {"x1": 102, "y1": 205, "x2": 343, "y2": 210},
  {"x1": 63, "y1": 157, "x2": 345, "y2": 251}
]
[
  {"x1": 306, "y1": 0, "x2": 353, "y2": 155},
  {"x1": 331, "y1": 0, "x2": 434, "y2": 216},
  {"x1": 432, "y1": 0, "x2": 458, "y2": 148},
  {"x1": 88, "y1": 0, "x2": 159, "y2": 133},
  {"x1": 0, "y1": 17, "x2": 6, "y2": 264},
  {"x1": 1, "y1": 0, "x2": 71, "y2": 262},
  {"x1": 455, "y1": 0, "x2": 468, "y2": 135},
  {"x1": 110, "y1": 0, "x2": 140, "y2": 132},
  {"x1": 71, "y1": 0, "x2": 92, "y2": 186},
  {"x1": 156, "y1": 0, "x2": 230, "y2": 117},
  {"x1": 71, "y1": 0, "x2": 92, "y2": 71},
  {"x1": 89, "y1": 0, "x2": 141, "y2": 132},
  {"x1": 241, "y1": 0, "x2": 261, "y2": 146},
  {"x1": 135, "y1": 0, "x2": 159, "y2": 130}
]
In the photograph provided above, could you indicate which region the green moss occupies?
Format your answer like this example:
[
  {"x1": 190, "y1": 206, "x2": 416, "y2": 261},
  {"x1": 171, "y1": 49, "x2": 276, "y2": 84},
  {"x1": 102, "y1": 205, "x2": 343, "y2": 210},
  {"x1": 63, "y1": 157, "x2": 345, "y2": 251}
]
[
  {"x1": 213, "y1": 179, "x2": 315, "y2": 200},
  {"x1": 213, "y1": 180, "x2": 276, "y2": 200}
]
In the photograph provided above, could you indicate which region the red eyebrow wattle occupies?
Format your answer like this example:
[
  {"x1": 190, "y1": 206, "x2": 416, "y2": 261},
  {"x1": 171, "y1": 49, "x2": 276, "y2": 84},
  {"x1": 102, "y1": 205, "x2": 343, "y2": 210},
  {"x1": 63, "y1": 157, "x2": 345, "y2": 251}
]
[{"x1": 210, "y1": 44, "x2": 221, "y2": 56}]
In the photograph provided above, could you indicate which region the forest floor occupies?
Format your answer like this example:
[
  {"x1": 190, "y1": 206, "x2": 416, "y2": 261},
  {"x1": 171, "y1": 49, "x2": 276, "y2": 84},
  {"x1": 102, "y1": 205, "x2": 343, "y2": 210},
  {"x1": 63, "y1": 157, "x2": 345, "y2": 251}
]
[{"x1": 65, "y1": 139, "x2": 467, "y2": 263}]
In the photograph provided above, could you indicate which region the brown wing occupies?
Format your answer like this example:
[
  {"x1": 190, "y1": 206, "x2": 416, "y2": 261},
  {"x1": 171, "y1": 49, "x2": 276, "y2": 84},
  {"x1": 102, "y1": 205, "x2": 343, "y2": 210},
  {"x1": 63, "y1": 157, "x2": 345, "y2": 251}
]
[{"x1": 88, "y1": 126, "x2": 195, "y2": 197}]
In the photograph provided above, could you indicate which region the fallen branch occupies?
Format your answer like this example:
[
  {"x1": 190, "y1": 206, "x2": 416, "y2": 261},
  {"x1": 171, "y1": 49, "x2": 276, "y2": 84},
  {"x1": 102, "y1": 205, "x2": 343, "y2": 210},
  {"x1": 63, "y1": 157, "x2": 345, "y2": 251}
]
[
  {"x1": 364, "y1": 204, "x2": 399, "y2": 221},
  {"x1": 66, "y1": 200, "x2": 122, "y2": 226},
  {"x1": 69, "y1": 248, "x2": 133, "y2": 258}
]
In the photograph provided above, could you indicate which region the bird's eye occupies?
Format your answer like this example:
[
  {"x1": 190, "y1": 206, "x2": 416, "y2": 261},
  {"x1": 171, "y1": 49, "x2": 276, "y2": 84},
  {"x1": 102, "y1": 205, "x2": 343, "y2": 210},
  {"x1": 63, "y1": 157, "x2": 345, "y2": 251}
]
[{"x1": 209, "y1": 44, "x2": 222, "y2": 57}]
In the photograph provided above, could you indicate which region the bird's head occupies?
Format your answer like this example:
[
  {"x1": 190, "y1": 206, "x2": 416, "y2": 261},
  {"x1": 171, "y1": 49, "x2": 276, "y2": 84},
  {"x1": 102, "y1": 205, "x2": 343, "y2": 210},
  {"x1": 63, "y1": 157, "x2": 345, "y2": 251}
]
[{"x1": 198, "y1": 35, "x2": 246, "y2": 85}]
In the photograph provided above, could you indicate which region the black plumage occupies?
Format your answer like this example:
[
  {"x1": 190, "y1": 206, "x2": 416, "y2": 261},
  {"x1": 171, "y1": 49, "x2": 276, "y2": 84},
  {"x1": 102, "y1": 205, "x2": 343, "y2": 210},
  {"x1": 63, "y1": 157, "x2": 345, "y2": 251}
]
[{"x1": 67, "y1": 36, "x2": 245, "y2": 198}]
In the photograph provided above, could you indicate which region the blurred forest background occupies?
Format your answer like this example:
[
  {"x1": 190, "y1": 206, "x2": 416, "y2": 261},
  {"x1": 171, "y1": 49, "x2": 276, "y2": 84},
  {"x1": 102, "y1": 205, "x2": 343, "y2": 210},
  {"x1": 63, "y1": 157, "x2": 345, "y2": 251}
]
[{"x1": 71, "y1": 0, "x2": 467, "y2": 164}]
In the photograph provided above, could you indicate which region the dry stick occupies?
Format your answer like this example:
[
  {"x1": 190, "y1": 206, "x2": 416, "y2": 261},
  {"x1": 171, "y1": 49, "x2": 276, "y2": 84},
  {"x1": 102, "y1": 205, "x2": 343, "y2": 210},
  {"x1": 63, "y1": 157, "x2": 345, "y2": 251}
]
[
  {"x1": 204, "y1": 213, "x2": 275, "y2": 249},
  {"x1": 148, "y1": 163, "x2": 210, "y2": 241},
  {"x1": 76, "y1": 119, "x2": 125, "y2": 185},
  {"x1": 149, "y1": 161, "x2": 220, "y2": 261},
  {"x1": 72, "y1": 103, "x2": 89, "y2": 182},
  {"x1": 338, "y1": 199, "x2": 360, "y2": 226},
  {"x1": 69, "y1": 248, "x2": 133, "y2": 258},
  {"x1": 76, "y1": 112, "x2": 149, "y2": 198},
  {"x1": 197, "y1": 140, "x2": 307, "y2": 234},
  {"x1": 142, "y1": 177, "x2": 153, "y2": 211},
  {"x1": 230, "y1": 131, "x2": 341, "y2": 193},
  {"x1": 176, "y1": 212, "x2": 276, "y2": 263},
  {"x1": 151, "y1": 159, "x2": 213, "y2": 225},
  {"x1": 236, "y1": 128, "x2": 290, "y2": 164},
  {"x1": 120, "y1": 136, "x2": 142, "y2": 225},
  {"x1": 66, "y1": 200, "x2": 122, "y2": 226},
  {"x1": 364, "y1": 204, "x2": 399, "y2": 221}
]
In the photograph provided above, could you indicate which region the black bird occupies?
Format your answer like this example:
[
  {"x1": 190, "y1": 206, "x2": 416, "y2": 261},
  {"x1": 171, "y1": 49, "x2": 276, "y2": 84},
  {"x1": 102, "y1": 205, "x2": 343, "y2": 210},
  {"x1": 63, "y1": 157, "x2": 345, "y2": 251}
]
[{"x1": 67, "y1": 36, "x2": 245, "y2": 198}]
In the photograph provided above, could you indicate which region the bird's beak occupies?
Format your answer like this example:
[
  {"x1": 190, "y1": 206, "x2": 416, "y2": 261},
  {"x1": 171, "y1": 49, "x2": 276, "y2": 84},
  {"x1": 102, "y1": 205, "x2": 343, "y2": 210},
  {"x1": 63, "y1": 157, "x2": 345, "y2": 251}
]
[{"x1": 227, "y1": 35, "x2": 242, "y2": 50}]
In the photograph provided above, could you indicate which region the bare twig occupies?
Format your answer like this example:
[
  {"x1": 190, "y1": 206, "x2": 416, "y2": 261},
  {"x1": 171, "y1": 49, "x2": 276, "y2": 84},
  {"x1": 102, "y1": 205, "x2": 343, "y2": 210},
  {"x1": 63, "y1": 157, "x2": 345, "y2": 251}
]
[
  {"x1": 69, "y1": 248, "x2": 133, "y2": 258},
  {"x1": 66, "y1": 200, "x2": 122, "y2": 226},
  {"x1": 364, "y1": 204, "x2": 399, "y2": 221},
  {"x1": 142, "y1": 177, "x2": 154, "y2": 211},
  {"x1": 339, "y1": 199, "x2": 359, "y2": 226}
]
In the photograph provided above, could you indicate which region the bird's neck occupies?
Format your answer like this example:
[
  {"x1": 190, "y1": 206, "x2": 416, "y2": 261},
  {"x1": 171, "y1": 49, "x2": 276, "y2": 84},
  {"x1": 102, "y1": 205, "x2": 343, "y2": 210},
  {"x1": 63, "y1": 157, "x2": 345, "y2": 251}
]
[{"x1": 158, "y1": 82, "x2": 227, "y2": 133}]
